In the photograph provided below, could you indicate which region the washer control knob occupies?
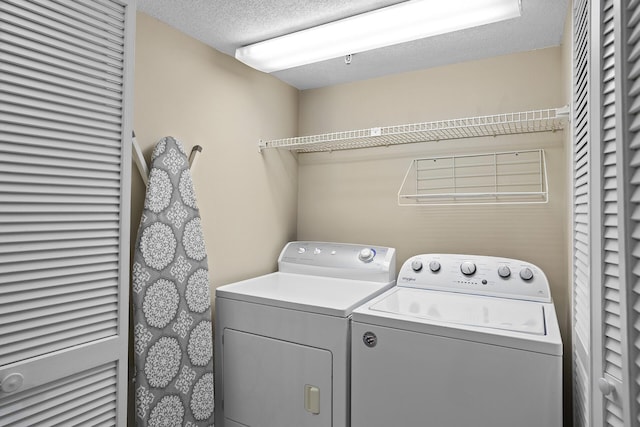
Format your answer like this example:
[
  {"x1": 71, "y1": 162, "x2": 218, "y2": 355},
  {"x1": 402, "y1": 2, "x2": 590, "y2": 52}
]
[
  {"x1": 519, "y1": 267, "x2": 534, "y2": 281},
  {"x1": 429, "y1": 261, "x2": 441, "y2": 272},
  {"x1": 298, "y1": 247, "x2": 306, "y2": 254},
  {"x1": 498, "y1": 265, "x2": 511, "y2": 278},
  {"x1": 359, "y1": 248, "x2": 375, "y2": 263},
  {"x1": 411, "y1": 260, "x2": 423, "y2": 272},
  {"x1": 313, "y1": 248, "x2": 322, "y2": 255},
  {"x1": 460, "y1": 261, "x2": 476, "y2": 276}
]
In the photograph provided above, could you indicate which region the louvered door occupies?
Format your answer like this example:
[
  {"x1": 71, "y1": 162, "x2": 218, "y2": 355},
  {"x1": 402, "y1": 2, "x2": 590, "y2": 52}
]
[
  {"x1": 573, "y1": 0, "x2": 592, "y2": 425},
  {"x1": 0, "y1": 0, "x2": 134, "y2": 425},
  {"x1": 573, "y1": 0, "x2": 640, "y2": 425},
  {"x1": 622, "y1": 0, "x2": 640, "y2": 424},
  {"x1": 592, "y1": 1, "x2": 631, "y2": 425}
]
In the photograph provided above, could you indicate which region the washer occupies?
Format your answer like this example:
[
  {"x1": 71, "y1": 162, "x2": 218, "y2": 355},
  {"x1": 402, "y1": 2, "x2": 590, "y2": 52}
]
[
  {"x1": 351, "y1": 254, "x2": 562, "y2": 427},
  {"x1": 214, "y1": 241, "x2": 396, "y2": 427}
]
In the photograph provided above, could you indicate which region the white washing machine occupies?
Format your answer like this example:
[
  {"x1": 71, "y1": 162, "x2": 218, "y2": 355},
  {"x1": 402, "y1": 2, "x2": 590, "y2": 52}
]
[
  {"x1": 214, "y1": 241, "x2": 396, "y2": 427},
  {"x1": 351, "y1": 254, "x2": 563, "y2": 427}
]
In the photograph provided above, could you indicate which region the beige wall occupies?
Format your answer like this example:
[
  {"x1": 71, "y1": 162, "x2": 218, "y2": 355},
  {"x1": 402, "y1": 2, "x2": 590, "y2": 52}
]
[
  {"x1": 297, "y1": 47, "x2": 571, "y2": 421},
  {"x1": 133, "y1": 11, "x2": 573, "y2": 424},
  {"x1": 133, "y1": 12, "x2": 299, "y2": 291},
  {"x1": 298, "y1": 47, "x2": 567, "y2": 289}
]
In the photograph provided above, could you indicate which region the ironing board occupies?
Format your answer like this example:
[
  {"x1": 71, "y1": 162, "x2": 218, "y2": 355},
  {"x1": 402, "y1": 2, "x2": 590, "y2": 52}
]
[{"x1": 132, "y1": 136, "x2": 214, "y2": 426}]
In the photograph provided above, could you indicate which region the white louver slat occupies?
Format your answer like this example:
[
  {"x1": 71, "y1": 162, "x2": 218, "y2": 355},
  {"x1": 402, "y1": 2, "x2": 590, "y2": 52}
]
[
  {"x1": 0, "y1": 0, "x2": 133, "y2": 424},
  {"x1": 573, "y1": 1, "x2": 592, "y2": 426}
]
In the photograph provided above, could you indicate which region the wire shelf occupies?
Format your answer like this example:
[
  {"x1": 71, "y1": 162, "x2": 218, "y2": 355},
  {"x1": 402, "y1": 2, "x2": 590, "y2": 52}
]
[
  {"x1": 397, "y1": 149, "x2": 548, "y2": 206},
  {"x1": 259, "y1": 107, "x2": 568, "y2": 153}
]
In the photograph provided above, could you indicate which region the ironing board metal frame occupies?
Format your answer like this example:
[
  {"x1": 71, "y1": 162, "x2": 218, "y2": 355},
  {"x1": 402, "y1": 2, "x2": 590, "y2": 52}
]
[{"x1": 132, "y1": 132, "x2": 202, "y2": 186}]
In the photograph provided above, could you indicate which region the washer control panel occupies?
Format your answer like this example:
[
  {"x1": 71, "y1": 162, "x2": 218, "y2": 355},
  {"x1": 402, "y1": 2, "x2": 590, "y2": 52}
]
[
  {"x1": 398, "y1": 254, "x2": 551, "y2": 302},
  {"x1": 278, "y1": 241, "x2": 396, "y2": 283}
]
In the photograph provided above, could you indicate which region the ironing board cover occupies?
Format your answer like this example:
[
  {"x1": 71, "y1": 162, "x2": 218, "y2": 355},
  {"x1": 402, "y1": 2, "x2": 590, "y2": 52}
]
[{"x1": 132, "y1": 136, "x2": 214, "y2": 426}]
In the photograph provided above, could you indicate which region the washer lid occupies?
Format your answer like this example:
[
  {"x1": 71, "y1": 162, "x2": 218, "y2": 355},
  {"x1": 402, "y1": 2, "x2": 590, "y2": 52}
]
[
  {"x1": 216, "y1": 272, "x2": 394, "y2": 317},
  {"x1": 369, "y1": 288, "x2": 546, "y2": 335}
]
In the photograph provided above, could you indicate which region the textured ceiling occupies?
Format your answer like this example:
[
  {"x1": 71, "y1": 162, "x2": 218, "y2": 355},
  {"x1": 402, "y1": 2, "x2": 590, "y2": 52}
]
[{"x1": 136, "y1": 0, "x2": 569, "y2": 90}]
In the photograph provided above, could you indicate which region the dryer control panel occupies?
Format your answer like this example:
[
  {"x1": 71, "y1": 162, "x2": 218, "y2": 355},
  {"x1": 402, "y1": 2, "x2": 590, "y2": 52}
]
[
  {"x1": 398, "y1": 254, "x2": 551, "y2": 302},
  {"x1": 278, "y1": 241, "x2": 396, "y2": 283}
]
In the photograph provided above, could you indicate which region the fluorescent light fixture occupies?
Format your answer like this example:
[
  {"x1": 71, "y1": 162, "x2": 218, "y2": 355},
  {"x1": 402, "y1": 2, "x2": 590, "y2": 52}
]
[{"x1": 235, "y1": 0, "x2": 522, "y2": 73}]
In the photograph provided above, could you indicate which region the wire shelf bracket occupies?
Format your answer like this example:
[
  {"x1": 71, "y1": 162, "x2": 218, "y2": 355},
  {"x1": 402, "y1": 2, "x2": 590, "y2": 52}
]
[
  {"x1": 259, "y1": 106, "x2": 569, "y2": 153},
  {"x1": 397, "y1": 149, "x2": 549, "y2": 206}
]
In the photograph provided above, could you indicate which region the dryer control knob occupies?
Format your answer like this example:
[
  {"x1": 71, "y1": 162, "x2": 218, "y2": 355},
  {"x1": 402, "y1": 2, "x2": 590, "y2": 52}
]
[
  {"x1": 411, "y1": 260, "x2": 423, "y2": 272},
  {"x1": 359, "y1": 248, "x2": 375, "y2": 263},
  {"x1": 429, "y1": 261, "x2": 441, "y2": 272},
  {"x1": 460, "y1": 261, "x2": 476, "y2": 276},
  {"x1": 498, "y1": 265, "x2": 511, "y2": 278},
  {"x1": 519, "y1": 267, "x2": 534, "y2": 281}
]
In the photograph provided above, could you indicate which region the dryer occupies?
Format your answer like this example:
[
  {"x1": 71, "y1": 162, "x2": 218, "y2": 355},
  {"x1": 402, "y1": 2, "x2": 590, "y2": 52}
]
[
  {"x1": 351, "y1": 254, "x2": 562, "y2": 427},
  {"x1": 214, "y1": 241, "x2": 396, "y2": 427}
]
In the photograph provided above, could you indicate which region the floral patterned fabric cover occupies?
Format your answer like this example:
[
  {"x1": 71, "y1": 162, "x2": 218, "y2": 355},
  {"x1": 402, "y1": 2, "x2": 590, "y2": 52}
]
[{"x1": 133, "y1": 136, "x2": 214, "y2": 426}]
